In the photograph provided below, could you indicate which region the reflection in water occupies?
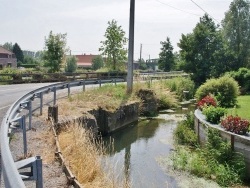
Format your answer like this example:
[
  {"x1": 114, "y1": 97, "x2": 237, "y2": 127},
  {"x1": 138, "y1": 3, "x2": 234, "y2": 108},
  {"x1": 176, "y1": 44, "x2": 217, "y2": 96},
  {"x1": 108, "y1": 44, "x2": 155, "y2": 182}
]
[{"x1": 103, "y1": 118, "x2": 179, "y2": 188}]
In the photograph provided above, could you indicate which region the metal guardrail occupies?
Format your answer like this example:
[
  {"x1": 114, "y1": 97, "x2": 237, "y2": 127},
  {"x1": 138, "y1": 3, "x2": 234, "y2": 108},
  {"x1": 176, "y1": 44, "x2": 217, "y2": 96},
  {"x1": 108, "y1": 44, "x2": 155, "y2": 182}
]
[{"x1": 1, "y1": 78, "x2": 125, "y2": 188}]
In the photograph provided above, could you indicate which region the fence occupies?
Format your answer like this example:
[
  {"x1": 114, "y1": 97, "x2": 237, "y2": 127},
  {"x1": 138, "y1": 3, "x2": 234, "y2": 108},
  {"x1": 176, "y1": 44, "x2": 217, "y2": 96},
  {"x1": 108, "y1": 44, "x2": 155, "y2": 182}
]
[
  {"x1": 0, "y1": 72, "x2": 127, "y2": 84},
  {"x1": 1, "y1": 77, "x2": 125, "y2": 188}
]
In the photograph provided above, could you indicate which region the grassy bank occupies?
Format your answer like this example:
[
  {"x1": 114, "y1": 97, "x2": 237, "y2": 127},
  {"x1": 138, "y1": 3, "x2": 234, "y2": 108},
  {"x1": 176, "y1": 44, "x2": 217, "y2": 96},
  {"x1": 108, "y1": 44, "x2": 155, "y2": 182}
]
[
  {"x1": 169, "y1": 113, "x2": 249, "y2": 187},
  {"x1": 228, "y1": 95, "x2": 250, "y2": 120}
]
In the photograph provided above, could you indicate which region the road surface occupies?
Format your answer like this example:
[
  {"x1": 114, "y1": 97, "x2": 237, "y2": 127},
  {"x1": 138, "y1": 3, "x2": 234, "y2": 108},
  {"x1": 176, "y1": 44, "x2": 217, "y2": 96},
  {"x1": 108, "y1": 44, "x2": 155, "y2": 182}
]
[{"x1": 0, "y1": 83, "x2": 58, "y2": 187}]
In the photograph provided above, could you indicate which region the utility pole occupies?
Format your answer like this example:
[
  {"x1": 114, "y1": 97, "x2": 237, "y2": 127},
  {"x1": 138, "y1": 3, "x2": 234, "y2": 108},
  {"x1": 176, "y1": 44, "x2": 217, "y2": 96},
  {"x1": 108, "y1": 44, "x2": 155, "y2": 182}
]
[
  {"x1": 139, "y1": 43, "x2": 142, "y2": 63},
  {"x1": 127, "y1": 0, "x2": 135, "y2": 94}
]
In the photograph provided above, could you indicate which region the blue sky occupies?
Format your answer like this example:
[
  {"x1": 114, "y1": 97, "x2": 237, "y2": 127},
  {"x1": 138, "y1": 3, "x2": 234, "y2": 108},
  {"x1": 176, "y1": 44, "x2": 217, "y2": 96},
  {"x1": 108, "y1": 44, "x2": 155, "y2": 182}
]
[{"x1": 0, "y1": 0, "x2": 232, "y2": 60}]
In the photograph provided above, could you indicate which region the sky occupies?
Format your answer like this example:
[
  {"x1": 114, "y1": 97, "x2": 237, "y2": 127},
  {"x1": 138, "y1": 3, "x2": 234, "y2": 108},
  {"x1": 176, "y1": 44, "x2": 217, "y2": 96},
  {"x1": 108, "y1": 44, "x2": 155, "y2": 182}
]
[{"x1": 0, "y1": 0, "x2": 232, "y2": 60}]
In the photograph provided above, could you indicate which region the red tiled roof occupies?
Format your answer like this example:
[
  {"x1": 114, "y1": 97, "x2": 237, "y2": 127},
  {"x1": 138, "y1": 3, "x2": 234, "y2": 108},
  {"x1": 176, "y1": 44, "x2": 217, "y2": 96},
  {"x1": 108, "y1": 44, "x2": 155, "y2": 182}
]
[
  {"x1": 76, "y1": 54, "x2": 98, "y2": 67},
  {"x1": 0, "y1": 46, "x2": 14, "y2": 55}
]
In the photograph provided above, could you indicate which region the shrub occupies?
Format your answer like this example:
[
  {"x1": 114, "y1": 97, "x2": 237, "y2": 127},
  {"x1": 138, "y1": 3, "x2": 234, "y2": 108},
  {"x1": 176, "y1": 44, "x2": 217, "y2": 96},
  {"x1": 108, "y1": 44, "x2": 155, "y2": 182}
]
[
  {"x1": 174, "y1": 112, "x2": 197, "y2": 146},
  {"x1": 197, "y1": 95, "x2": 217, "y2": 110},
  {"x1": 203, "y1": 106, "x2": 227, "y2": 124},
  {"x1": 195, "y1": 75, "x2": 240, "y2": 108},
  {"x1": 221, "y1": 115, "x2": 250, "y2": 135}
]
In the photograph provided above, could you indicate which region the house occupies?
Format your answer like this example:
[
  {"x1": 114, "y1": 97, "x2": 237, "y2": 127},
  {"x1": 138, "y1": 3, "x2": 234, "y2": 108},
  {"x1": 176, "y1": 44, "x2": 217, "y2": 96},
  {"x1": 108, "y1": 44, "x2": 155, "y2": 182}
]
[
  {"x1": 76, "y1": 54, "x2": 99, "y2": 69},
  {"x1": 0, "y1": 46, "x2": 17, "y2": 69}
]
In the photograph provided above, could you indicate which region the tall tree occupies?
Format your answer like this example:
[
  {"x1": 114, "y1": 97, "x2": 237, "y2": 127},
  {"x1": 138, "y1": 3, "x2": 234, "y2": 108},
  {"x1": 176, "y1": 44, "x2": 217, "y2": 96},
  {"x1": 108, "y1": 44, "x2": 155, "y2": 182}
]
[
  {"x1": 222, "y1": 0, "x2": 250, "y2": 68},
  {"x1": 92, "y1": 55, "x2": 104, "y2": 70},
  {"x1": 178, "y1": 14, "x2": 225, "y2": 85},
  {"x1": 43, "y1": 31, "x2": 68, "y2": 73},
  {"x1": 2, "y1": 42, "x2": 13, "y2": 51},
  {"x1": 158, "y1": 37, "x2": 175, "y2": 71},
  {"x1": 12, "y1": 43, "x2": 24, "y2": 63},
  {"x1": 99, "y1": 20, "x2": 127, "y2": 71}
]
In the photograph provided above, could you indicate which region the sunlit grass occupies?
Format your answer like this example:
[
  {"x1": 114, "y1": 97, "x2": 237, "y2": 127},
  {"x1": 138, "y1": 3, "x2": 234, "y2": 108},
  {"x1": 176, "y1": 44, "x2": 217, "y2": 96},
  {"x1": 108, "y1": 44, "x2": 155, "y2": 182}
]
[{"x1": 228, "y1": 95, "x2": 250, "y2": 121}]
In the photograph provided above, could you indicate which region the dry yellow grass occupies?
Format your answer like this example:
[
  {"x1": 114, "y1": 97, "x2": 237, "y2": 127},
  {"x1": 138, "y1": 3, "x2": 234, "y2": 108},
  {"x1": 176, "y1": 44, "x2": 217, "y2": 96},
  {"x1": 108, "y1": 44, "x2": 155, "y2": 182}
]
[{"x1": 58, "y1": 123, "x2": 131, "y2": 188}]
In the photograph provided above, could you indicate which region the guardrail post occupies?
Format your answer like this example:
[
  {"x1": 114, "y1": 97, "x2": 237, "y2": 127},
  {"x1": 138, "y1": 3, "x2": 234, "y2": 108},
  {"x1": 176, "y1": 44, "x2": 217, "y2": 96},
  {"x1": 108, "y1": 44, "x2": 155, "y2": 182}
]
[
  {"x1": 21, "y1": 115, "x2": 28, "y2": 157},
  {"x1": 53, "y1": 87, "x2": 56, "y2": 105},
  {"x1": 83, "y1": 80, "x2": 85, "y2": 91},
  {"x1": 68, "y1": 83, "x2": 71, "y2": 96},
  {"x1": 40, "y1": 92, "x2": 43, "y2": 115},
  {"x1": 36, "y1": 156, "x2": 43, "y2": 188},
  {"x1": 28, "y1": 100, "x2": 32, "y2": 130}
]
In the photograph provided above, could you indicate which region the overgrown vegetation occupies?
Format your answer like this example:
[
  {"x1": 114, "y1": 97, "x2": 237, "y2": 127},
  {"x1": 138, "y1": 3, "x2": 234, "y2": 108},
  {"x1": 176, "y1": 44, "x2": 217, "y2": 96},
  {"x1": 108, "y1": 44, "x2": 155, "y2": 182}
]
[
  {"x1": 162, "y1": 77, "x2": 195, "y2": 101},
  {"x1": 172, "y1": 114, "x2": 248, "y2": 187}
]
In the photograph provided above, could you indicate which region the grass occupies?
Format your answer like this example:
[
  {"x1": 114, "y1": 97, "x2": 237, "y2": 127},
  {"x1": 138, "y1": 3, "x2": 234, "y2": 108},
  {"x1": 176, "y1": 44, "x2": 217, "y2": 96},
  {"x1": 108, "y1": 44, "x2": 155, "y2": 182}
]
[
  {"x1": 172, "y1": 114, "x2": 248, "y2": 187},
  {"x1": 57, "y1": 82, "x2": 178, "y2": 118},
  {"x1": 228, "y1": 95, "x2": 250, "y2": 121},
  {"x1": 58, "y1": 123, "x2": 130, "y2": 188}
]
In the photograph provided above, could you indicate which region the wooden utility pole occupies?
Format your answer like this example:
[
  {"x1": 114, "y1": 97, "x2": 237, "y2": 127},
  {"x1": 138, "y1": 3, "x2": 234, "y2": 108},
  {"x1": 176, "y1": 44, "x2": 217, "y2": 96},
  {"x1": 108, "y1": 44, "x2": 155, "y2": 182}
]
[{"x1": 127, "y1": 0, "x2": 135, "y2": 94}]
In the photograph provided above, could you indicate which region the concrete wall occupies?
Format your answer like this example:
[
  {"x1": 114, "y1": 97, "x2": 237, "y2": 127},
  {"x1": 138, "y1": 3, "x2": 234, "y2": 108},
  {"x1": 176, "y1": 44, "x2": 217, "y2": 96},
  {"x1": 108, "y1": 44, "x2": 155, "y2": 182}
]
[
  {"x1": 89, "y1": 102, "x2": 139, "y2": 135},
  {"x1": 194, "y1": 109, "x2": 250, "y2": 176}
]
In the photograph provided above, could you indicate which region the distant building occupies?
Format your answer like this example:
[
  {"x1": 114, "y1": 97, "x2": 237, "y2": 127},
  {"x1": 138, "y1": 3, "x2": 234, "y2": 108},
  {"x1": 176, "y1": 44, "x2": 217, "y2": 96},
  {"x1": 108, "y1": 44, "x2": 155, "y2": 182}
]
[
  {"x1": 75, "y1": 54, "x2": 99, "y2": 69},
  {"x1": 0, "y1": 46, "x2": 17, "y2": 69},
  {"x1": 146, "y1": 58, "x2": 158, "y2": 71}
]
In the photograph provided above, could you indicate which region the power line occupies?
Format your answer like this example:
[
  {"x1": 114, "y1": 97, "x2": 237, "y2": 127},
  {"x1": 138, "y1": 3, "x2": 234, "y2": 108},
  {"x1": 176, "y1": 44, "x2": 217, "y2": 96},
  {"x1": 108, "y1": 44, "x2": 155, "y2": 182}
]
[
  {"x1": 155, "y1": 0, "x2": 201, "y2": 17},
  {"x1": 190, "y1": 0, "x2": 219, "y2": 23}
]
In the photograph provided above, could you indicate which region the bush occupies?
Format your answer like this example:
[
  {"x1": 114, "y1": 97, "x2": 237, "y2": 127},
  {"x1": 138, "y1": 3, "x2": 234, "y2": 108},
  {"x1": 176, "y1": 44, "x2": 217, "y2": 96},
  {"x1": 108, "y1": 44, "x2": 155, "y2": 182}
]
[
  {"x1": 197, "y1": 95, "x2": 217, "y2": 110},
  {"x1": 221, "y1": 115, "x2": 250, "y2": 135},
  {"x1": 195, "y1": 75, "x2": 240, "y2": 108},
  {"x1": 174, "y1": 112, "x2": 197, "y2": 146},
  {"x1": 203, "y1": 106, "x2": 227, "y2": 124}
]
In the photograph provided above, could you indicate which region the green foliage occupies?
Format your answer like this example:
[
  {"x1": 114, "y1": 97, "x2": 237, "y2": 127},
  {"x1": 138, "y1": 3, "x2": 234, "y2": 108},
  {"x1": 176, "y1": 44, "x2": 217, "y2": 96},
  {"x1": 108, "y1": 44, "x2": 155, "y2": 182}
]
[
  {"x1": 99, "y1": 20, "x2": 127, "y2": 71},
  {"x1": 195, "y1": 75, "x2": 240, "y2": 107},
  {"x1": 203, "y1": 106, "x2": 227, "y2": 124},
  {"x1": 43, "y1": 31, "x2": 68, "y2": 73},
  {"x1": 222, "y1": 0, "x2": 250, "y2": 68},
  {"x1": 13, "y1": 43, "x2": 24, "y2": 63},
  {"x1": 227, "y1": 68, "x2": 250, "y2": 94},
  {"x1": 2, "y1": 42, "x2": 13, "y2": 51},
  {"x1": 172, "y1": 127, "x2": 247, "y2": 187},
  {"x1": 158, "y1": 37, "x2": 175, "y2": 71},
  {"x1": 174, "y1": 112, "x2": 197, "y2": 146},
  {"x1": 92, "y1": 55, "x2": 104, "y2": 70},
  {"x1": 65, "y1": 56, "x2": 77, "y2": 73},
  {"x1": 164, "y1": 77, "x2": 195, "y2": 101},
  {"x1": 178, "y1": 14, "x2": 229, "y2": 86}
]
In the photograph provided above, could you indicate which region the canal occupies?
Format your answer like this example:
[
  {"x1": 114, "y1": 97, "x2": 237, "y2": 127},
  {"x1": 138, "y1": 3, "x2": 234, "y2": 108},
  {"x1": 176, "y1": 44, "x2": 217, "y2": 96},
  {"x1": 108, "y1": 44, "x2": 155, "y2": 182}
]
[{"x1": 103, "y1": 112, "x2": 187, "y2": 188}]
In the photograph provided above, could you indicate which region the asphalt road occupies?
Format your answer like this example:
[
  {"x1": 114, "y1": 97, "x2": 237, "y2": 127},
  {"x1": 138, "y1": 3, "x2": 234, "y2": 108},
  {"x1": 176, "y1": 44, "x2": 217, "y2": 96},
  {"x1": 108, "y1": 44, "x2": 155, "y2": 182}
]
[{"x1": 0, "y1": 83, "x2": 60, "y2": 186}]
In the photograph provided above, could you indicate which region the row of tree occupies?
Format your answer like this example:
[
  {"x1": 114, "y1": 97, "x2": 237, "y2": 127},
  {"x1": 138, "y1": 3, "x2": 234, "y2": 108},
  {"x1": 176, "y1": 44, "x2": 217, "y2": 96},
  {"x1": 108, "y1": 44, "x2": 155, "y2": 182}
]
[{"x1": 158, "y1": 0, "x2": 250, "y2": 86}]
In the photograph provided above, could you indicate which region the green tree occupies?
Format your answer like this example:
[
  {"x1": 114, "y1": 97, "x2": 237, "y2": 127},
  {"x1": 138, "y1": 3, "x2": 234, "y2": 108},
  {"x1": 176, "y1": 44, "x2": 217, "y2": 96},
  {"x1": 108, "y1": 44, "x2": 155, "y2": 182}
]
[
  {"x1": 13, "y1": 43, "x2": 24, "y2": 63},
  {"x1": 43, "y1": 31, "x2": 68, "y2": 73},
  {"x1": 178, "y1": 14, "x2": 226, "y2": 85},
  {"x1": 158, "y1": 37, "x2": 175, "y2": 71},
  {"x1": 92, "y1": 55, "x2": 104, "y2": 70},
  {"x1": 99, "y1": 20, "x2": 127, "y2": 71},
  {"x1": 222, "y1": 0, "x2": 250, "y2": 68},
  {"x1": 139, "y1": 58, "x2": 147, "y2": 70},
  {"x1": 2, "y1": 42, "x2": 13, "y2": 51},
  {"x1": 65, "y1": 56, "x2": 77, "y2": 73}
]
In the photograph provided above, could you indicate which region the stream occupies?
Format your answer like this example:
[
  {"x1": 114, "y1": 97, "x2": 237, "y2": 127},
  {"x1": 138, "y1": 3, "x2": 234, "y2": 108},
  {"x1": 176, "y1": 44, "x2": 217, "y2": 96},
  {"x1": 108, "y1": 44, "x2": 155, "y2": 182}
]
[{"x1": 103, "y1": 107, "x2": 192, "y2": 188}]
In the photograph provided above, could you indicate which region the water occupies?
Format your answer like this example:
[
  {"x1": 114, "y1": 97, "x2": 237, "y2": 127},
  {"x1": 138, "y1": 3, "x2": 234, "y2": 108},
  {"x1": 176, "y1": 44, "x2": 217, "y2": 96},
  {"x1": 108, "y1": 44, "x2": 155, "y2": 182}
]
[{"x1": 103, "y1": 114, "x2": 185, "y2": 188}]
